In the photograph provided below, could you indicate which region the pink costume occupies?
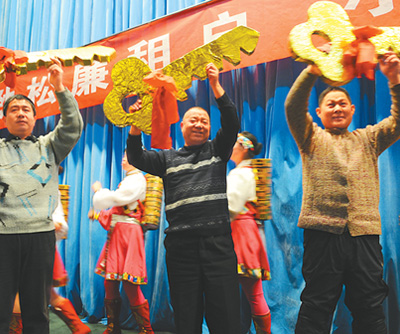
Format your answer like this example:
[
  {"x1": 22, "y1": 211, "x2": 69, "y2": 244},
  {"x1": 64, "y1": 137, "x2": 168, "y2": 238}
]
[
  {"x1": 227, "y1": 160, "x2": 270, "y2": 281},
  {"x1": 93, "y1": 169, "x2": 147, "y2": 284}
]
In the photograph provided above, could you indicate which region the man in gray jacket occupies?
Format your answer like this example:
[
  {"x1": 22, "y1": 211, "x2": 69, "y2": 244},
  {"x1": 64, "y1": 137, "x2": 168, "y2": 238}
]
[{"x1": 0, "y1": 58, "x2": 83, "y2": 334}]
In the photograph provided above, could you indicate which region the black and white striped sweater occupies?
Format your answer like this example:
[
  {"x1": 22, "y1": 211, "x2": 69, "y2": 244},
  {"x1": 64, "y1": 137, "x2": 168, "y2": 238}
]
[{"x1": 127, "y1": 93, "x2": 239, "y2": 235}]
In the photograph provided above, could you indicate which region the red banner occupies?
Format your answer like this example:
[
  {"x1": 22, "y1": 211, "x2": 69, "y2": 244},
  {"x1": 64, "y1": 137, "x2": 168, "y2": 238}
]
[{"x1": 0, "y1": 0, "x2": 398, "y2": 128}]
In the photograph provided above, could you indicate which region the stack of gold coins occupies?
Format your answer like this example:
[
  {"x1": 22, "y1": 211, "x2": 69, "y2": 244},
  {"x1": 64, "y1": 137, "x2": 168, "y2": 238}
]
[
  {"x1": 251, "y1": 159, "x2": 272, "y2": 221},
  {"x1": 143, "y1": 174, "x2": 163, "y2": 230},
  {"x1": 58, "y1": 184, "x2": 70, "y2": 222}
]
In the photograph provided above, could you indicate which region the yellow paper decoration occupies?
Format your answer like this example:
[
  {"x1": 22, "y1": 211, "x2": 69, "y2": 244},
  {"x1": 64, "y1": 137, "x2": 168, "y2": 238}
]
[
  {"x1": 103, "y1": 25, "x2": 260, "y2": 131},
  {"x1": 163, "y1": 25, "x2": 260, "y2": 101},
  {"x1": 289, "y1": 1, "x2": 400, "y2": 85},
  {"x1": 103, "y1": 57, "x2": 154, "y2": 133},
  {"x1": 13, "y1": 45, "x2": 116, "y2": 75},
  {"x1": 289, "y1": 1, "x2": 355, "y2": 84},
  {"x1": 370, "y1": 27, "x2": 400, "y2": 56}
]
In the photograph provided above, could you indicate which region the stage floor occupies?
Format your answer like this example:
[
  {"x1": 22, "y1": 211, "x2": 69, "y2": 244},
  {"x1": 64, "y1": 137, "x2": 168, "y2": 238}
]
[{"x1": 49, "y1": 310, "x2": 174, "y2": 334}]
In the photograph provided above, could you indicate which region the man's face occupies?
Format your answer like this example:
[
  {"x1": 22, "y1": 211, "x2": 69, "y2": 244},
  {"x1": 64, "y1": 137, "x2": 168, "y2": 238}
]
[
  {"x1": 181, "y1": 108, "x2": 211, "y2": 146},
  {"x1": 316, "y1": 91, "x2": 355, "y2": 130},
  {"x1": 4, "y1": 99, "x2": 36, "y2": 139}
]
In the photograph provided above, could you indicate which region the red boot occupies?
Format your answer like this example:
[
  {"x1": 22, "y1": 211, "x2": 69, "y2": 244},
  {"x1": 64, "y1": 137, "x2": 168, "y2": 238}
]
[
  {"x1": 9, "y1": 313, "x2": 22, "y2": 334},
  {"x1": 103, "y1": 298, "x2": 121, "y2": 334},
  {"x1": 130, "y1": 300, "x2": 154, "y2": 334},
  {"x1": 51, "y1": 298, "x2": 92, "y2": 333},
  {"x1": 253, "y1": 312, "x2": 271, "y2": 334}
]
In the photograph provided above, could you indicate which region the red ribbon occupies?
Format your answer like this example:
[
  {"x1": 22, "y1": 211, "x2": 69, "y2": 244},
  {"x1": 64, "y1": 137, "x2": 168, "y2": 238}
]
[
  {"x1": 342, "y1": 25, "x2": 383, "y2": 82},
  {"x1": 0, "y1": 47, "x2": 28, "y2": 88},
  {"x1": 143, "y1": 70, "x2": 179, "y2": 149}
]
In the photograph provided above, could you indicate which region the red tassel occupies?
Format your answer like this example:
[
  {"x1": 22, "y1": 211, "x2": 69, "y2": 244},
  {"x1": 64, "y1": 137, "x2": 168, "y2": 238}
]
[{"x1": 143, "y1": 71, "x2": 179, "y2": 149}]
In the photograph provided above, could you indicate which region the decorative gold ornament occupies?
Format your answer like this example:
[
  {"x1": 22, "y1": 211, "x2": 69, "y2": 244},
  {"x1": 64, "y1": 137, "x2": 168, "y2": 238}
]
[
  {"x1": 142, "y1": 173, "x2": 164, "y2": 230},
  {"x1": 0, "y1": 45, "x2": 116, "y2": 88},
  {"x1": 251, "y1": 159, "x2": 272, "y2": 221},
  {"x1": 163, "y1": 25, "x2": 260, "y2": 101},
  {"x1": 289, "y1": 1, "x2": 400, "y2": 85},
  {"x1": 370, "y1": 27, "x2": 400, "y2": 55},
  {"x1": 103, "y1": 57, "x2": 154, "y2": 133},
  {"x1": 104, "y1": 25, "x2": 260, "y2": 131},
  {"x1": 289, "y1": 1, "x2": 356, "y2": 84},
  {"x1": 15, "y1": 46, "x2": 116, "y2": 75}
]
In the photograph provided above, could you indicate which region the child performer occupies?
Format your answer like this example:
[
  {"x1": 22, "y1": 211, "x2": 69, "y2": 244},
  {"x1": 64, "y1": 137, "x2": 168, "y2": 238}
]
[
  {"x1": 88, "y1": 153, "x2": 153, "y2": 334},
  {"x1": 227, "y1": 132, "x2": 271, "y2": 334}
]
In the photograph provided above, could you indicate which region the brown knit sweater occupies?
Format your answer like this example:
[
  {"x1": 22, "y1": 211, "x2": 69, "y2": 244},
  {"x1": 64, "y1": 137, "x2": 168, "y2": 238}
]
[{"x1": 285, "y1": 69, "x2": 400, "y2": 236}]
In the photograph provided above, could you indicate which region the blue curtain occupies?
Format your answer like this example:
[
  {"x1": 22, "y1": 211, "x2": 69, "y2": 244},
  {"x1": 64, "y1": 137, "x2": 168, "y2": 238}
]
[{"x1": 1, "y1": 1, "x2": 399, "y2": 333}]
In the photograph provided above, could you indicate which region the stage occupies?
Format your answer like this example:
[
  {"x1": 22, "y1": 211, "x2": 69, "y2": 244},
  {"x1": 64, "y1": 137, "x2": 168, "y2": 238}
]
[{"x1": 49, "y1": 310, "x2": 174, "y2": 334}]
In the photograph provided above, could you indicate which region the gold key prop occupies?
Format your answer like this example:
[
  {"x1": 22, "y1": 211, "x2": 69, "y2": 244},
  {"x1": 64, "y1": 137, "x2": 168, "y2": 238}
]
[
  {"x1": 103, "y1": 57, "x2": 154, "y2": 133},
  {"x1": 103, "y1": 25, "x2": 260, "y2": 132},
  {"x1": 289, "y1": 1, "x2": 400, "y2": 85},
  {"x1": 14, "y1": 45, "x2": 116, "y2": 74},
  {"x1": 0, "y1": 45, "x2": 116, "y2": 88},
  {"x1": 163, "y1": 25, "x2": 260, "y2": 101}
]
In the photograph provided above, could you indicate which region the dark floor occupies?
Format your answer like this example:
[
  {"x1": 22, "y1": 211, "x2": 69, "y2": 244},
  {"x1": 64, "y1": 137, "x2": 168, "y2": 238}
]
[{"x1": 49, "y1": 311, "x2": 174, "y2": 334}]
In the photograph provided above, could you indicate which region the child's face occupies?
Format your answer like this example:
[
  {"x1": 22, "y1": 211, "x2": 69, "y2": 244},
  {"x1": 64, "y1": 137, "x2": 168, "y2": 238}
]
[
  {"x1": 122, "y1": 153, "x2": 132, "y2": 171},
  {"x1": 316, "y1": 91, "x2": 355, "y2": 129}
]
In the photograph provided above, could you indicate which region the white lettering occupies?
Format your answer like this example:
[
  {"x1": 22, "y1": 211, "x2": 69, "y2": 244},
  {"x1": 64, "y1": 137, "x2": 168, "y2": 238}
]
[
  {"x1": 72, "y1": 62, "x2": 109, "y2": 96},
  {"x1": 345, "y1": 0, "x2": 394, "y2": 17},
  {"x1": 0, "y1": 87, "x2": 15, "y2": 119},
  {"x1": 128, "y1": 40, "x2": 149, "y2": 64},
  {"x1": 148, "y1": 34, "x2": 170, "y2": 70},
  {"x1": 203, "y1": 11, "x2": 247, "y2": 44},
  {"x1": 128, "y1": 34, "x2": 170, "y2": 70},
  {"x1": 27, "y1": 76, "x2": 56, "y2": 106}
]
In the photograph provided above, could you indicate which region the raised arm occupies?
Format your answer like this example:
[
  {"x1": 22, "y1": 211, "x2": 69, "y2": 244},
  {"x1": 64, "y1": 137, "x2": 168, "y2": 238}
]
[
  {"x1": 210, "y1": 63, "x2": 240, "y2": 161},
  {"x1": 126, "y1": 99, "x2": 167, "y2": 176},
  {"x1": 48, "y1": 57, "x2": 65, "y2": 92},
  {"x1": 45, "y1": 58, "x2": 83, "y2": 164},
  {"x1": 206, "y1": 63, "x2": 224, "y2": 99},
  {"x1": 128, "y1": 99, "x2": 143, "y2": 136},
  {"x1": 371, "y1": 52, "x2": 400, "y2": 154},
  {"x1": 379, "y1": 51, "x2": 400, "y2": 87},
  {"x1": 284, "y1": 65, "x2": 318, "y2": 149}
]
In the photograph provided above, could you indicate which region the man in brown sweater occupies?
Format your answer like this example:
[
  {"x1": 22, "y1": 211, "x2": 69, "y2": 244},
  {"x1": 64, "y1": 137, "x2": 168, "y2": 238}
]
[{"x1": 285, "y1": 51, "x2": 400, "y2": 334}]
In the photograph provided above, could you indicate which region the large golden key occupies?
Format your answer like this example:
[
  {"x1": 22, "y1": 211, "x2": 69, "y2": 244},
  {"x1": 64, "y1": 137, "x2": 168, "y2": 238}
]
[
  {"x1": 289, "y1": 1, "x2": 400, "y2": 85},
  {"x1": 103, "y1": 25, "x2": 260, "y2": 132}
]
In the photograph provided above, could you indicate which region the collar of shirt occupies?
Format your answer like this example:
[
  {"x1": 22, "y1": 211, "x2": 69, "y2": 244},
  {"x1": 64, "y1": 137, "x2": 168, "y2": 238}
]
[{"x1": 5, "y1": 134, "x2": 38, "y2": 142}]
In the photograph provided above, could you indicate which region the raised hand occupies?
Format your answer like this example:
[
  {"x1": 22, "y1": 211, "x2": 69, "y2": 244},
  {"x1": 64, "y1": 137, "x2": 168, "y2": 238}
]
[
  {"x1": 379, "y1": 51, "x2": 400, "y2": 86},
  {"x1": 128, "y1": 99, "x2": 143, "y2": 135},
  {"x1": 206, "y1": 63, "x2": 224, "y2": 98},
  {"x1": 48, "y1": 57, "x2": 65, "y2": 92}
]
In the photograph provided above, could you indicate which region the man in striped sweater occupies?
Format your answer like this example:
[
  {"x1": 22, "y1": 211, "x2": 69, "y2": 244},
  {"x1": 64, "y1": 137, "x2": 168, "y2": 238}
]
[{"x1": 127, "y1": 63, "x2": 241, "y2": 334}]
